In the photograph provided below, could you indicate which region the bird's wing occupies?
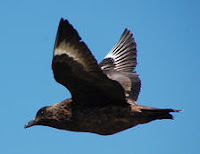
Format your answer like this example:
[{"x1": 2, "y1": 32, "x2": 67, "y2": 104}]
[
  {"x1": 52, "y1": 18, "x2": 126, "y2": 107},
  {"x1": 99, "y1": 29, "x2": 141, "y2": 103},
  {"x1": 99, "y1": 28, "x2": 137, "y2": 72}
]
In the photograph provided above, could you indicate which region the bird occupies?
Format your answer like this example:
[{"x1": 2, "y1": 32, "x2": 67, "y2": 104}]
[{"x1": 24, "y1": 18, "x2": 181, "y2": 135}]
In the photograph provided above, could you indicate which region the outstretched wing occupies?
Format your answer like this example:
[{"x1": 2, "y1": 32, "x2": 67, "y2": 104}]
[
  {"x1": 100, "y1": 29, "x2": 137, "y2": 72},
  {"x1": 100, "y1": 29, "x2": 141, "y2": 103},
  {"x1": 52, "y1": 18, "x2": 126, "y2": 107}
]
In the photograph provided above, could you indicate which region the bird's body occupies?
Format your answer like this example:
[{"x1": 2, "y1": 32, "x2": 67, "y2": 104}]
[
  {"x1": 47, "y1": 98, "x2": 134, "y2": 135},
  {"x1": 25, "y1": 18, "x2": 180, "y2": 135},
  {"x1": 33, "y1": 98, "x2": 176, "y2": 135}
]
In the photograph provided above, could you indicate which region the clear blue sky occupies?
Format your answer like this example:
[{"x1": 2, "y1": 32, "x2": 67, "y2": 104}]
[{"x1": 0, "y1": 0, "x2": 199, "y2": 154}]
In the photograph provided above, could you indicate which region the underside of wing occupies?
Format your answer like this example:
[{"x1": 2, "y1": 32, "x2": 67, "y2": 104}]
[
  {"x1": 52, "y1": 18, "x2": 126, "y2": 107},
  {"x1": 103, "y1": 71, "x2": 141, "y2": 103},
  {"x1": 100, "y1": 29, "x2": 141, "y2": 103},
  {"x1": 99, "y1": 28, "x2": 137, "y2": 72}
]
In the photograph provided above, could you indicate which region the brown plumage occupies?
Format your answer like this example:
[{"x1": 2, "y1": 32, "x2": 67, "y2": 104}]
[{"x1": 24, "y1": 18, "x2": 181, "y2": 135}]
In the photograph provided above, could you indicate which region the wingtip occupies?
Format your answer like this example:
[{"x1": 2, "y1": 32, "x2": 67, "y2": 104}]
[
  {"x1": 59, "y1": 18, "x2": 69, "y2": 26},
  {"x1": 122, "y1": 28, "x2": 132, "y2": 37},
  {"x1": 124, "y1": 27, "x2": 130, "y2": 31},
  {"x1": 124, "y1": 28, "x2": 128, "y2": 32},
  {"x1": 54, "y1": 18, "x2": 81, "y2": 50},
  {"x1": 59, "y1": 18, "x2": 64, "y2": 24}
]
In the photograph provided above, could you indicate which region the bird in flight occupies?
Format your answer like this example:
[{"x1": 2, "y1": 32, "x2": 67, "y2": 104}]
[{"x1": 25, "y1": 18, "x2": 181, "y2": 135}]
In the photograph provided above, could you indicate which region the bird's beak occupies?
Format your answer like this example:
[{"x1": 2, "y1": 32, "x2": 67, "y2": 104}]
[{"x1": 24, "y1": 119, "x2": 37, "y2": 128}]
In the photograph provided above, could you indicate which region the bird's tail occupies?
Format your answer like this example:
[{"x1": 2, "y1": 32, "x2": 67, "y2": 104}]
[
  {"x1": 141, "y1": 106, "x2": 181, "y2": 120},
  {"x1": 132, "y1": 105, "x2": 181, "y2": 122}
]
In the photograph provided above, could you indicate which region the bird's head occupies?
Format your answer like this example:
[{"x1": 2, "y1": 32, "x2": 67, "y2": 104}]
[
  {"x1": 24, "y1": 106, "x2": 56, "y2": 128},
  {"x1": 24, "y1": 102, "x2": 72, "y2": 129}
]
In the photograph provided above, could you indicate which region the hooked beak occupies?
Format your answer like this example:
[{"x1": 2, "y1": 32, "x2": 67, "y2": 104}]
[{"x1": 24, "y1": 119, "x2": 37, "y2": 128}]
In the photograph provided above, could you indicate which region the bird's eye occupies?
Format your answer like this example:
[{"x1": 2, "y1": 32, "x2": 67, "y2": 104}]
[
  {"x1": 40, "y1": 110, "x2": 44, "y2": 115},
  {"x1": 37, "y1": 107, "x2": 47, "y2": 116},
  {"x1": 37, "y1": 110, "x2": 45, "y2": 116}
]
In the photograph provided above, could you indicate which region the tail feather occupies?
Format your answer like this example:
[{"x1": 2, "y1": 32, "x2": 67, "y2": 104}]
[
  {"x1": 131, "y1": 105, "x2": 181, "y2": 125},
  {"x1": 140, "y1": 106, "x2": 181, "y2": 120}
]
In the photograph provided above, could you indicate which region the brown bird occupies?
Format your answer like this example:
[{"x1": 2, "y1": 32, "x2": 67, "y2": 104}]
[{"x1": 24, "y1": 18, "x2": 181, "y2": 135}]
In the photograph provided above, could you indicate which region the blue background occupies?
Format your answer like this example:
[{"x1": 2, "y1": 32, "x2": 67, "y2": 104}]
[{"x1": 0, "y1": 0, "x2": 199, "y2": 154}]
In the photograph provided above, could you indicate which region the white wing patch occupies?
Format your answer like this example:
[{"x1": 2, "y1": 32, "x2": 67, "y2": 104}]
[
  {"x1": 101, "y1": 29, "x2": 137, "y2": 72},
  {"x1": 54, "y1": 41, "x2": 86, "y2": 64},
  {"x1": 54, "y1": 41, "x2": 96, "y2": 72},
  {"x1": 54, "y1": 41, "x2": 78, "y2": 57}
]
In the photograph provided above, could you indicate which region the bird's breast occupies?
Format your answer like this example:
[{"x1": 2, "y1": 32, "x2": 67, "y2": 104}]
[{"x1": 63, "y1": 105, "x2": 137, "y2": 135}]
